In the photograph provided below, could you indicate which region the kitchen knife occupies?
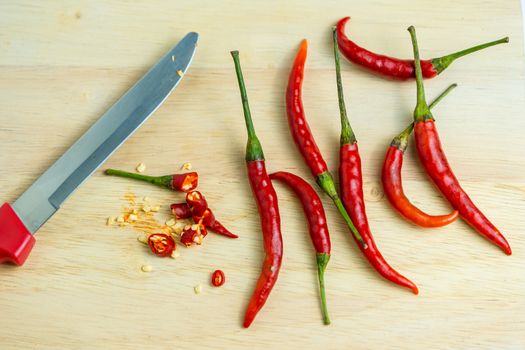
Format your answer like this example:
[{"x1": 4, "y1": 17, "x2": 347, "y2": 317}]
[{"x1": 0, "y1": 32, "x2": 198, "y2": 266}]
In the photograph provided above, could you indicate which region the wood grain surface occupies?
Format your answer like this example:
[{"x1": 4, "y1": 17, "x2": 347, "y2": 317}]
[{"x1": 1, "y1": 1, "x2": 524, "y2": 349}]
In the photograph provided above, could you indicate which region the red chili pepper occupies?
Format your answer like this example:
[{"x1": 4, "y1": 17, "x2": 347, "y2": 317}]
[
  {"x1": 231, "y1": 50, "x2": 283, "y2": 328},
  {"x1": 105, "y1": 169, "x2": 198, "y2": 192},
  {"x1": 147, "y1": 233, "x2": 176, "y2": 257},
  {"x1": 180, "y1": 224, "x2": 207, "y2": 247},
  {"x1": 382, "y1": 84, "x2": 459, "y2": 228},
  {"x1": 185, "y1": 191, "x2": 238, "y2": 239},
  {"x1": 337, "y1": 17, "x2": 509, "y2": 80},
  {"x1": 286, "y1": 39, "x2": 366, "y2": 250},
  {"x1": 408, "y1": 26, "x2": 511, "y2": 255},
  {"x1": 270, "y1": 171, "x2": 331, "y2": 325},
  {"x1": 211, "y1": 270, "x2": 225, "y2": 287},
  {"x1": 332, "y1": 29, "x2": 417, "y2": 294},
  {"x1": 170, "y1": 203, "x2": 192, "y2": 220}
]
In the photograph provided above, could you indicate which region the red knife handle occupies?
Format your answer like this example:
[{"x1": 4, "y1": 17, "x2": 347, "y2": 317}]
[{"x1": 0, "y1": 202, "x2": 35, "y2": 266}]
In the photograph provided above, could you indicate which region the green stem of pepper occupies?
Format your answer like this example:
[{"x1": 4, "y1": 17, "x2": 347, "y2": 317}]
[
  {"x1": 332, "y1": 27, "x2": 356, "y2": 146},
  {"x1": 408, "y1": 26, "x2": 433, "y2": 122},
  {"x1": 231, "y1": 50, "x2": 265, "y2": 162},
  {"x1": 316, "y1": 253, "x2": 331, "y2": 325},
  {"x1": 105, "y1": 169, "x2": 172, "y2": 188},
  {"x1": 317, "y1": 171, "x2": 367, "y2": 249},
  {"x1": 392, "y1": 83, "x2": 458, "y2": 151},
  {"x1": 431, "y1": 37, "x2": 509, "y2": 75}
]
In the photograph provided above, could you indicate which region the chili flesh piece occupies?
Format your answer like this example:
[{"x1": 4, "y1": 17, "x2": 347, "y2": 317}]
[
  {"x1": 180, "y1": 224, "x2": 208, "y2": 247},
  {"x1": 332, "y1": 29, "x2": 417, "y2": 294},
  {"x1": 408, "y1": 26, "x2": 511, "y2": 255},
  {"x1": 337, "y1": 17, "x2": 509, "y2": 80},
  {"x1": 148, "y1": 233, "x2": 176, "y2": 257},
  {"x1": 270, "y1": 171, "x2": 331, "y2": 325},
  {"x1": 186, "y1": 191, "x2": 238, "y2": 239},
  {"x1": 170, "y1": 203, "x2": 192, "y2": 220},
  {"x1": 232, "y1": 50, "x2": 283, "y2": 328},
  {"x1": 211, "y1": 270, "x2": 225, "y2": 287}
]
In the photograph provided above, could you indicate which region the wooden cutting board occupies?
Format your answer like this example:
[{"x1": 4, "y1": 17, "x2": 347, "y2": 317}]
[{"x1": 1, "y1": 1, "x2": 524, "y2": 349}]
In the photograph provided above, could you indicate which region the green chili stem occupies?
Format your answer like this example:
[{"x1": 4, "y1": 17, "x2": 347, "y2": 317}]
[
  {"x1": 316, "y1": 172, "x2": 367, "y2": 249},
  {"x1": 428, "y1": 83, "x2": 457, "y2": 109},
  {"x1": 393, "y1": 83, "x2": 458, "y2": 151},
  {"x1": 231, "y1": 50, "x2": 264, "y2": 161},
  {"x1": 431, "y1": 37, "x2": 509, "y2": 74},
  {"x1": 316, "y1": 253, "x2": 331, "y2": 325},
  {"x1": 332, "y1": 27, "x2": 356, "y2": 146},
  {"x1": 105, "y1": 169, "x2": 172, "y2": 188},
  {"x1": 408, "y1": 26, "x2": 433, "y2": 122}
]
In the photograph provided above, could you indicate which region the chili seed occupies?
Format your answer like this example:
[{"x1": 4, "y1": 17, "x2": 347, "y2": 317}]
[
  {"x1": 141, "y1": 264, "x2": 153, "y2": 272},
  {"x1": 137, "y1": 234, "x2": 148, "y2": 244},
  {"x1": 194, "y1": 284, "x2": 202, "y2": 294},
  {"x1": 136, "y1": 163, "x2": 146, "y2": 173}
]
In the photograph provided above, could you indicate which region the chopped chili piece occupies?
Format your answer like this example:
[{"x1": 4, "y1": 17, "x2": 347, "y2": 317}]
[
  {"x1": 185, "y1": 190, "x2": 208, "y2": 216},
  {"x1": 186, "y1": 191, "x2": 238, "y2": 239},
  {"x1": 408, "y1": 26, "x2": 511, "y2": 254},
  {"x1": 147, "y1": 233, "x2": 176, "y2": 257},
  {"x1": 170, "y1": 203, "x2": 192, "y2": 219},
  {"x1": 211, "y1": 270, "x2": 225, "y2": 287},
  {"x1": 180, "y1": 224, "x2": 208, "y2": 247},
  {"x1": 105, "y1": 169, "x2": 198, "y2": 192}
]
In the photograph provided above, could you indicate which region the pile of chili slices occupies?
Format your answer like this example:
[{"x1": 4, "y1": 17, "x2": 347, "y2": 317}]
[
  {"x1": 231, "y1": 17, "x2": 511, "y2": 328},
  {"x1": 105, "y1": 162, "x2": 237, "y2": 270}
]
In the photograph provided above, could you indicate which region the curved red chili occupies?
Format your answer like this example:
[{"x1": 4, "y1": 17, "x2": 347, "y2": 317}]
[
  {"x1": 337, "y1": 17, "x2": 509, "y2": 80},
  {"x1": 286, "y1": 39, "x2": 366, "y2": 249},
  {"x1": 147, "y1": 233, "x2": 176, "y2": 257},
  {"x1": 231, "y1": 50, "x2": 283, "y2": 328},
  {"x1": 382, "y1": 84, "x2": 459, "y2": 228},
  {"x1": 270, "y1": 171, "x2": 331, "y2": 325},
  {"x1": 408, "y1": 26, "x2": 511, "y2": 255},
  {"x1": 105, "y1": 169, "x2": 198, "y2": 192},
  {"x1": 332, "y1": 29, "x2": 417, "y2": 294}
]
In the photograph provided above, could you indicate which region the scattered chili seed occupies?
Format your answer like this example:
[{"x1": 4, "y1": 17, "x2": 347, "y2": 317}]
[
  {"x1": 177, "y1": 70, "x2": 184, "y2": 77},
  {"x1": 136, "y1": 163, "x2": 146, "y2": 173},
  {"x1": 211, "y1": 270, "x2": 225, "y2": 287},
  {"x1": 181, "y1": 162, "x2": 192, "y2": 171},
  {"x1": 106, "y1": 217, "x2": 116, "y2": 226},
  {"x1": 194, "y1": 284, "x2": 202, "y2": 294},
  {"x1": 137, "y1": 234, "x2": 149, "y2": 244},
  {"x1": 141, "y1": 264, "x2": 153, "y2": 272}
]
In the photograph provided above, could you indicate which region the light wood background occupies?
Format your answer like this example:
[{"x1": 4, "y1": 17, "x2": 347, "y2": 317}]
[{"x1": 1, "y1": 1, "x2": 524, "y2": 349}]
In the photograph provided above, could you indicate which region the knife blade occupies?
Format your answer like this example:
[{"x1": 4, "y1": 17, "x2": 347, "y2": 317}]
[{"x1": 0, "y1": 32, "x2": 198, "y2": 265}]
